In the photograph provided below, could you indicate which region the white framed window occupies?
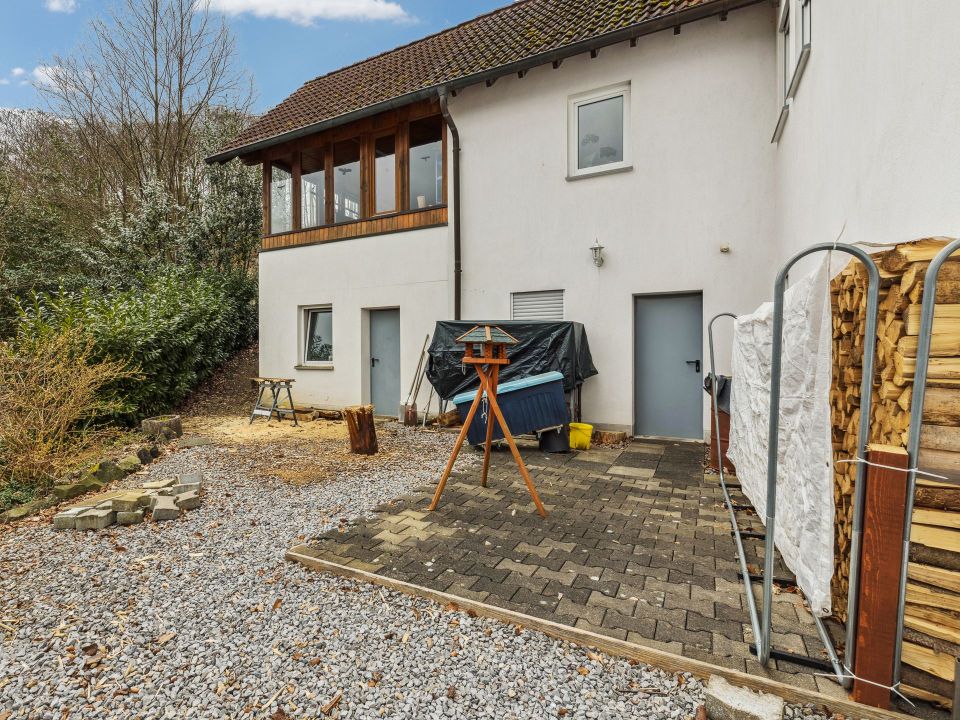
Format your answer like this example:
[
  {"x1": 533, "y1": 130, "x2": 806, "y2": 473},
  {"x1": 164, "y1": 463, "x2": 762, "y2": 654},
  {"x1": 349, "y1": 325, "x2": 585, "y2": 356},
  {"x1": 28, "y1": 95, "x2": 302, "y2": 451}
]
[
  {"x1": 780, "y1": 0, "x2": 811, "y2": 102},
  {"x1": 511, "y1": 290, "x2": 564, "y2": 321},
  {"x1": 780, "y1": 5, "x2": 792, "y2": 101},
  {"x1": 301, "y1": 306, "x2": 333, "y2": 365},
  {"x1": 567, "y1": 83, "x2": 631, "y2": 179}
]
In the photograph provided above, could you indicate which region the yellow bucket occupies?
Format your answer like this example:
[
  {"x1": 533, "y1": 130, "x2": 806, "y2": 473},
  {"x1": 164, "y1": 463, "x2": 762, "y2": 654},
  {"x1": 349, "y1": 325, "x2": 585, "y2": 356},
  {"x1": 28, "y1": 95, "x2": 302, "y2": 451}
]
[{"x1": 568, "y1": 422, "x2": 593, "y2": 451}]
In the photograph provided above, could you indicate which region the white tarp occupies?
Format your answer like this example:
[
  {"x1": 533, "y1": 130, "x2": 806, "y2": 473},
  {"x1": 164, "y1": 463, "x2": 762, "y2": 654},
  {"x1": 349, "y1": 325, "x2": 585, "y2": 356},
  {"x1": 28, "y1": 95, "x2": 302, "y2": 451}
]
[{"x1": 727, "y1": 256, "x2": 834, "y2": 617}]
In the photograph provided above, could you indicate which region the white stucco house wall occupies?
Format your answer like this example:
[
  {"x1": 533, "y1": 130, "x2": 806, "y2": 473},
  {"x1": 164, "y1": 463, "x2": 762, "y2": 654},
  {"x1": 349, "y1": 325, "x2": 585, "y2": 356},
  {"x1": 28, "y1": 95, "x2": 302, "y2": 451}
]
[{"x1": 210, "y1": 0, "x2": 960, "y2": 440}]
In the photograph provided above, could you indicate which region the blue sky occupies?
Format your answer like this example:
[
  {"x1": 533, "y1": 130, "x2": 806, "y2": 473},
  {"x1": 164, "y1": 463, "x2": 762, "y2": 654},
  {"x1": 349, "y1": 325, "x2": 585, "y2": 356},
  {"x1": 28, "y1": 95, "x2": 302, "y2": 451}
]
[{"x1": 0, "y1": 0, "x2": 506, "y2": 112}]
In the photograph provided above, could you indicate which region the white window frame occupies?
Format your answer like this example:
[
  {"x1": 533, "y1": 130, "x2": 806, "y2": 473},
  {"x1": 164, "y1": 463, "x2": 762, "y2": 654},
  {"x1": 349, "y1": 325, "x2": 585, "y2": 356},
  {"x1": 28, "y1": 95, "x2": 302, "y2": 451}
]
[
  {"x1": 299, "y1": 305, "x2": 334, "y2": 369},
  {"x1": 780, "y1": 4, "x2": 792, "y2": 101},
  {"x1": 567, "y1": 82, "x2": 632, "y2": 180}
]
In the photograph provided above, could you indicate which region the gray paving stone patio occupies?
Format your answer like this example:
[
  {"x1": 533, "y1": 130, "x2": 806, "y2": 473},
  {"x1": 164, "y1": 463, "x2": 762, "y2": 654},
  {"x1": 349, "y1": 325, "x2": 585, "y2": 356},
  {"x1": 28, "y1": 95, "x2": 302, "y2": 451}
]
[{"x1": 295, "y1": 437, "x2": 847, "y2": 699}]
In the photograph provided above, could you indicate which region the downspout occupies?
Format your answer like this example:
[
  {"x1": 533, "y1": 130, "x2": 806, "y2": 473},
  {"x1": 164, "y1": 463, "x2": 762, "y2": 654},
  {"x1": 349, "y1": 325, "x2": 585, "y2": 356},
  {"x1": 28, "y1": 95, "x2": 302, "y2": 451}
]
[{"x1": 438, "y1": 88, "x2": 462, "y2": 320}]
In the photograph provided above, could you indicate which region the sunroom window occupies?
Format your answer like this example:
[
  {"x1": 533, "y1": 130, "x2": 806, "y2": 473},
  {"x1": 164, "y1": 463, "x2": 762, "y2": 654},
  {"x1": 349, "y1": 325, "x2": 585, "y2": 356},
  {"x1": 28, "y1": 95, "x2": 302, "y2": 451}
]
[
  {"x1": 409, "y1": 116, "x2": 443, "y2": 209},
  {"x1": 568, "y1": 84, "x2": 631, "y2": 178},
  {"x1": 374, "y1": 134, "x2": 397, "y2": 215},
  {"x1": 269, "y1": 159, "x2": 293, "y2": 234},
  {"x1": 301, "y1": 149, "x2": 325, "y2": 229},
  {"x1": 333, "y1": 139, "x2": 361, "y2": 223}
]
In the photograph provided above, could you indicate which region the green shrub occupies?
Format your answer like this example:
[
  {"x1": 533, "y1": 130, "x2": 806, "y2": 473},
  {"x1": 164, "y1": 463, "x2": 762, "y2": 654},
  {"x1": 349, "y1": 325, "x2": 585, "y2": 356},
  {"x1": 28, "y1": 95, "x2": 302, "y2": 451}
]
[{"x1": 17, "y1": 266, "x2": 257, "y2": 422}]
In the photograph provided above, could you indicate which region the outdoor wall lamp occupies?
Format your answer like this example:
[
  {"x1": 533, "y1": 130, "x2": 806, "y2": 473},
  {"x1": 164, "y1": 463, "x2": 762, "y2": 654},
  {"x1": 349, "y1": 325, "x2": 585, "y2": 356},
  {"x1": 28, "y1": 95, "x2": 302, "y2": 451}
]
[{"x1": 591, "y1": 239, "x2": 605, "y2": 267}]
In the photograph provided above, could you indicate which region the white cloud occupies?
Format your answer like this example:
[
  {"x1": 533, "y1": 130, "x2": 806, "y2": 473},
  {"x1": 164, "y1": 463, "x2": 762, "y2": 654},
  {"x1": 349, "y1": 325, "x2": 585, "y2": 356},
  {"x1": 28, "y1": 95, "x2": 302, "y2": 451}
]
[
  {"x1": 207, "y1": 0, "x2": 410, "y2": 25},
  {"x1": 31, "y1": 65, "x2": 61, "y2": 87},
  {"x1": 45, "y1": 0, "x2": 78, "y2": 12},
  {"x1": 0, "y1": 79, "x2": 9, "y2": 86},
  {"x1": 11, "y1": 68, "x2": 26, "y2": 78}
]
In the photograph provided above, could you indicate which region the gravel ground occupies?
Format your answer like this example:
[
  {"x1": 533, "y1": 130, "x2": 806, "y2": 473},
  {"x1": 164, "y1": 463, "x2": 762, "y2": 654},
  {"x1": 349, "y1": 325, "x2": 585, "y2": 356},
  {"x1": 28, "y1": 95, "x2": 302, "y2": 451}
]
[{"x1": 1, "y1": 426, "x2": 835, "y2": 719}]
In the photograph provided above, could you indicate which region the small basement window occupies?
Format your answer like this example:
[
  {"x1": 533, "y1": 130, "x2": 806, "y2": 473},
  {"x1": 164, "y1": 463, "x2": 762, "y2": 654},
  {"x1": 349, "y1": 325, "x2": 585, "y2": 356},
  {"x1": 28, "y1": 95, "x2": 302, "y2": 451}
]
[
  {"x1": 511, "y1": 290, "x2": 564, "y2": 321},
  {"x1": 303, "y1": 307, "x2": 333, "y2": 364},
  {"x1": 568, "y1": 83, "x2": 631, "y2": 179}
]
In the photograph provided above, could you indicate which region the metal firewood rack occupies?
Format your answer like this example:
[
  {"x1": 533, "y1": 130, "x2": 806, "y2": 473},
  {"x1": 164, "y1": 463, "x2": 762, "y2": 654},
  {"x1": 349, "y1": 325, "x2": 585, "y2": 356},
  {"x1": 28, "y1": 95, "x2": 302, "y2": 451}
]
[
  {"x1": 707, "y1": 242, "x2": 882, "y2": 689},
  {"x1": 897, "y1": 238, "x2": 960, "y2": 713}
]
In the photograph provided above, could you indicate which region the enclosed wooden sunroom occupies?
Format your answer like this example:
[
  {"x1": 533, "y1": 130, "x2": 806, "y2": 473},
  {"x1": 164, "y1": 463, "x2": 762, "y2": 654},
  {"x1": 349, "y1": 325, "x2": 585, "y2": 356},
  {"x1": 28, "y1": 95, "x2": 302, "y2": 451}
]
[{"x1": 239, "y1": 98, "x2": 449, "y2": 252}]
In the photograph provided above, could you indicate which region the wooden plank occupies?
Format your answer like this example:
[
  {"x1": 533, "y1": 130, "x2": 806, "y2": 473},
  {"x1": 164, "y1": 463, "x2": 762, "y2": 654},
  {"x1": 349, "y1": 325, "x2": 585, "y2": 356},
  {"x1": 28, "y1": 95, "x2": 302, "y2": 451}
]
[
  {"x1": 900, "y1": 683, "x2": 953, "y2": 711},
  {"x1": 908, "y1": 562, "x2": 960, "y2": 592},
  {"x1": 911, "y1": 522, "x2": 960, "y2": 551},
  {"x1": 261, "y1": 207, "x2": 448, "y2": 251},
  {"x1": 285, "y1": 546, "x2": 917, "y2": 720},
  {"x1": 904, "y1": 611, "x2": 960, "y2": 644},
  {"x1": 907, "y1": 582, "x2": 960, "y2": 613},
  {"x1": 905, "y1": 603, "x2": 960, "y2": 631},
  {"x1": 904, "y1": 303, "x2": 960, "y2": 336},
  {"x1": 912, "y1": 508, "x2": 960, "y2": 530},
  {"x1": 901, "y1": 641, "x2": 956, "y2": 683},
  {"x1": 853, "y1": 445, "x2": 909, "y2": 708}
]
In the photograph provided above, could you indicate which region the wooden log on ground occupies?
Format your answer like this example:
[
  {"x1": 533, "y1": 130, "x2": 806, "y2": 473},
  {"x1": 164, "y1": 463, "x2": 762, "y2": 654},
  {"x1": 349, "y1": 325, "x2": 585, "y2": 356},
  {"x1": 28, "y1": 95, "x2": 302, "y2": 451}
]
[{"x1": 344, "y1": 405, "x2": 378, "y2": 455}]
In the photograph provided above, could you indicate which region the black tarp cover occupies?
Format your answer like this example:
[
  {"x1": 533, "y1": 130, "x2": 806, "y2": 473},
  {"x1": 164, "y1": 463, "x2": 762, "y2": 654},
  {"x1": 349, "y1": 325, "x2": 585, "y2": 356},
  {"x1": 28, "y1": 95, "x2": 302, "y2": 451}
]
[{"x1": 426, "y1": 320, "x2": 598, "y2": 401}]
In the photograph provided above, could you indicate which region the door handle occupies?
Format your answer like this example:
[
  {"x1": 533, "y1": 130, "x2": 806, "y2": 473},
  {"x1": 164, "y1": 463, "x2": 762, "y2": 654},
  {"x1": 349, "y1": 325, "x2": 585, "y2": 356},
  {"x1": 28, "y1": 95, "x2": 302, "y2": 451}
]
[
  {"x1": 686, "y1": 360, "x2": 700, "y2": 373},
  {"x1": 371, "y1": 357, "x2": 379, "y2": 367}
]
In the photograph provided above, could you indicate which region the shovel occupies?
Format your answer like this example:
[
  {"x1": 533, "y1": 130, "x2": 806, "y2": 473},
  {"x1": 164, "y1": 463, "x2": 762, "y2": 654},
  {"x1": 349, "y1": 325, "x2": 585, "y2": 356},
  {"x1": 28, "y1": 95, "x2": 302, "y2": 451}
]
[{"x1": 401, "y1": 334, "x2": 430, "y2": 423}]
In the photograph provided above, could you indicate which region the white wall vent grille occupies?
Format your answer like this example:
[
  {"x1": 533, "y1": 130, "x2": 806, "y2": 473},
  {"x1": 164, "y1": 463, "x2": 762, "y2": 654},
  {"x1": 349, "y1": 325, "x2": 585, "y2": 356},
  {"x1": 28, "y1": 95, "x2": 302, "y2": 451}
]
[{"x1": 510, "y1": 290, "x2": 564, "y2": 321}]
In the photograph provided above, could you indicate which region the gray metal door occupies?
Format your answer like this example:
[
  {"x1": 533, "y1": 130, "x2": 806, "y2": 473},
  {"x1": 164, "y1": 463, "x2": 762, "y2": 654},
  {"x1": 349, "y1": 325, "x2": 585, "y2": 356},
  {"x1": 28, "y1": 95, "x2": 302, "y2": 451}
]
[
  {"x1": 369, "y1": 309, "x2": 401, "y2": 416},
  {"x1": 633, "y1": 293, "x2": 703, "y2": 439}
]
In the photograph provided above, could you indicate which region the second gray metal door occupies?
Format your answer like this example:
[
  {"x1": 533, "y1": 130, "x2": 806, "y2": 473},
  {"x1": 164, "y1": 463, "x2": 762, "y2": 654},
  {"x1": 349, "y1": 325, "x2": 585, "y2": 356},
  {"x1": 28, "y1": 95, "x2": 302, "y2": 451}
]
[
  {"x1": 633, "y1": 293, "x2": 703, "y2": 439},
  {"x1": 369, "y1": 309, "x2": 400, "y2": 416}
]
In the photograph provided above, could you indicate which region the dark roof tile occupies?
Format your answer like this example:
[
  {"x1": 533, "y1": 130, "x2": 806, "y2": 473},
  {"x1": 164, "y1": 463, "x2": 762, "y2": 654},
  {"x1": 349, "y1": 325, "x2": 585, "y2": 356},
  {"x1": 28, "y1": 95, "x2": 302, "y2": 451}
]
[{"x1": 214, "y1": 0, "x2": 737, "y2": 160}]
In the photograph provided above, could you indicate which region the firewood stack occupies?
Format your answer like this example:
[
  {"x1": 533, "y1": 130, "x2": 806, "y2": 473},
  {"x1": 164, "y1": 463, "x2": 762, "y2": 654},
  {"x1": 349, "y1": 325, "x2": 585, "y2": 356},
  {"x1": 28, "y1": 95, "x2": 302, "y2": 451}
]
[{"x1": 830, "y1": 238, "x2": 960, "y2": 708}]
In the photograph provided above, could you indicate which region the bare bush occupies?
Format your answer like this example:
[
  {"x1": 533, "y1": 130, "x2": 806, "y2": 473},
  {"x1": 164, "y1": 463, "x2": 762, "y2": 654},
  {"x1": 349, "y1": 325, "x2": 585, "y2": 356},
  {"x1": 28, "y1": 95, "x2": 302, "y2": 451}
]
[{"x1": 0, "y1": 327, "x2": 137, "y2": 493}]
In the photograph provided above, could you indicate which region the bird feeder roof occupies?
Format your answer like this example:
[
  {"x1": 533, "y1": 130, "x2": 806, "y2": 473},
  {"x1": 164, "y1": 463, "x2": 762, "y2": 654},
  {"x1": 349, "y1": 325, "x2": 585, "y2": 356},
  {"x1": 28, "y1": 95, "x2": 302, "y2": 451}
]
[{"x1": 455, "y1": 325, "x2": 519, "y2": 345}]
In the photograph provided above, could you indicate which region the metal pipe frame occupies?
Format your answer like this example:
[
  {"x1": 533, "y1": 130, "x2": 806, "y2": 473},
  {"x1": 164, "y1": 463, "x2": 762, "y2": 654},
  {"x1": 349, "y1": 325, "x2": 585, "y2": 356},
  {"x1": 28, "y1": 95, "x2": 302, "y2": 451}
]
[
  {"x1": 764, "y1": 243, "x2": 881, "y2": 690},
  {"x1": 708, "y1": 313, "x2": 765, "y2": 662},
  {"x1": 896, "y1": 237, "x2": 960, "y2": 687},
  {"x1": 709, "y1": 311, "x2": 844, "y2": 684}
]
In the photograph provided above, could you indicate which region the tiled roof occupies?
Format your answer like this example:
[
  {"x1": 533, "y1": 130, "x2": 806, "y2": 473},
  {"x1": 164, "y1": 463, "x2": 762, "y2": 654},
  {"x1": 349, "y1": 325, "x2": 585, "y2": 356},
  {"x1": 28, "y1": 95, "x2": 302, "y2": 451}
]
[{"x1": 212, "y1": 0, "x2": 750, "y2": 161}]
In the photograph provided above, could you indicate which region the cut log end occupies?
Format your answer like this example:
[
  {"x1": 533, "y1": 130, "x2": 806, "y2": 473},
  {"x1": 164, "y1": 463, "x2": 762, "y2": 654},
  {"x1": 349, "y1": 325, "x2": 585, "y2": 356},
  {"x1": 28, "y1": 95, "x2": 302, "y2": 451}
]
[{"x1": 344, "y1": 405, "x2": 378, "y2": 455}]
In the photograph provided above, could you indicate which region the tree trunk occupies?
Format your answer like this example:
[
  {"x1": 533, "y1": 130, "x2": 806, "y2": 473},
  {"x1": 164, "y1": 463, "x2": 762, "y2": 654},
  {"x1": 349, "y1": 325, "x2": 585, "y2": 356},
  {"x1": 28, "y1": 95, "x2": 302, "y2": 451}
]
[
  {"x1": 141, "y1": 414, "x2": 183, "y2": 440},
  {"x1": 344, "y1": 405, "x2": 378, "y2": 455}
]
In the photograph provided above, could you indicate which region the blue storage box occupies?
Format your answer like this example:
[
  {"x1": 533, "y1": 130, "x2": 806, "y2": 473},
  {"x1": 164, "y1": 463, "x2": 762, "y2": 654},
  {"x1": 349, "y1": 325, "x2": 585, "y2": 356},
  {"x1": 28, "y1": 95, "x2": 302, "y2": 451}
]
[{"x1": 453, "y1": 371, "x2": 568, "y2": 445}]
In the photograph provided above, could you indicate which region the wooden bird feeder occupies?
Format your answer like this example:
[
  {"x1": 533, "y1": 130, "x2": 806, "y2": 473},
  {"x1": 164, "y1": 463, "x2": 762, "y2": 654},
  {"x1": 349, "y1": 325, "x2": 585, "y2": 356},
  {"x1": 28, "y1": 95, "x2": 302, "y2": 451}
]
[{"x1": 429, "y1": 324, "x2": 547, "y2": 517}]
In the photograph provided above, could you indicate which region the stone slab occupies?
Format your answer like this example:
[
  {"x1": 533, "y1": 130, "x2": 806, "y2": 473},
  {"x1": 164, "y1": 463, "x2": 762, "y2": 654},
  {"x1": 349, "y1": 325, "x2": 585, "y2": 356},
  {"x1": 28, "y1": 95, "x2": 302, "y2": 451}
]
[
  {"x1": 117, "y1": 510, "x2": 144, "y2": 525},
  {"x1": 52, "y1": 483, "x2": 88, "y2": 501},
  {"x1": 175, "y1": 491, "x2": 201, "y2": 511},
  {"x1": 161, "y1": 483, "x2": 200, "y2": 497},
  {"x1": 607, "y1": 465, "x2": 656, "y2": 479},
  {"x1": 151, "y1": 495, "x2": 180, "y2": 521},
  {"x1": 704, "y1": 676, "x2": 784, "y2": 720},
  {"x1": 142, "y1": 478, "x2": 176, "y2": 490},
  {"x1": 111, "y1": 492, "x2": 149, "y2": 512},
  {"x1": 53, "y1": 508, "x2": 86, "y2": 530},
  {"x1": 75, "y1": 508, "x2": 116, "y2": 531}
]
